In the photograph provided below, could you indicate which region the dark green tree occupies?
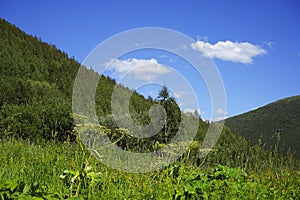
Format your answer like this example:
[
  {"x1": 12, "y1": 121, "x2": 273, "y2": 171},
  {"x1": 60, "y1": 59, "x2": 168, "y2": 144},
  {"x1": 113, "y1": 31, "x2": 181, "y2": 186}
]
[{"x1": 156, "y1": 86, "x2": 181, "y2": 143}]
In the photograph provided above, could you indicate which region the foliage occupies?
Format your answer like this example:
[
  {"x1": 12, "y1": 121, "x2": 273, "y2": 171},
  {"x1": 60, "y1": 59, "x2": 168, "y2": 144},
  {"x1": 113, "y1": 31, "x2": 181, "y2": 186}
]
[
  {"x1": 0, "y1": 18, "x2": 79, "y2": 141},
  {"x1": 0, "y1": 140, "x2": 299, "y2": 199},
  {"x1": 156, "y1": 86, "x2": 181, "y2": 144},
  {"x1": 60, "y1": 162, "x2": 102, "y2": 198},
  {"x1": 0, "y1": 99, "x2": 74, "y2": 141},
  {"x1": 225, "y1": 95, "x2": 300, "y2": 159},
  {"x1": 0, "y1": 179, "x2": 61, "y2": 199}
]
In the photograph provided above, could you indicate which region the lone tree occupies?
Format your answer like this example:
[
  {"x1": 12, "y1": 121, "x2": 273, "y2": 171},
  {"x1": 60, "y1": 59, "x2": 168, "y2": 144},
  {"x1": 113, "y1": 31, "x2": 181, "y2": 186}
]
[{"x1": 156, "y1": 86, "x2": 181, "y2": 143}]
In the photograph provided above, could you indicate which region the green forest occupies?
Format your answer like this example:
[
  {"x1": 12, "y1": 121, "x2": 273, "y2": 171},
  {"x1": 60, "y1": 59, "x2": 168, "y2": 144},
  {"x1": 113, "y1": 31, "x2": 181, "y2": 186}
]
[
  {"x1": 0, "y1": 18, "x2": 299, "y2": 199},
  {"x1": 225, "y1": 95, "x2": 300, "y2": 159}
]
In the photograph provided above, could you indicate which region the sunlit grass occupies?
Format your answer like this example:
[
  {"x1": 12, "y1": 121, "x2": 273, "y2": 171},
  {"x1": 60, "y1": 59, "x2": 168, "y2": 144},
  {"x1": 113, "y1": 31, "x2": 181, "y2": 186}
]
[{"x1": 0, "y1": 137, "x2": 299, "y2": 199}]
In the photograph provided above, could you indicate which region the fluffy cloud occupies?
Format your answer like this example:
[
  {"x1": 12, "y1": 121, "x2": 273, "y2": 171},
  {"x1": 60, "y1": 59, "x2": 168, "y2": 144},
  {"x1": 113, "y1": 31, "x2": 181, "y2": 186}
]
[
  {"x1": 105, "y1": 58, "x2": 172, "y2": 81},
  {"x1": 191, "y1": 40, "x2": 267, "y2": 64},
  {"x1": 216, "y1": 108, "x2": 228, "y2": 115}
]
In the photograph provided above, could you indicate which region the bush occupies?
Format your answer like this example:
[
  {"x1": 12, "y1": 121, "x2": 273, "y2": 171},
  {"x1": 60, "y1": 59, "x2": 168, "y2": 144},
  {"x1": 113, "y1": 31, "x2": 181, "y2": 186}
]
[{"x1": 0, "y1": 100, "x2": 74, "y2": 141}]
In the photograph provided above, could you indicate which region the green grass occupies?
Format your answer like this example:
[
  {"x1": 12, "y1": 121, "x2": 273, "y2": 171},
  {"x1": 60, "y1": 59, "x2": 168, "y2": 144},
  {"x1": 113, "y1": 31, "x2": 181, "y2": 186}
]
[{"x1": 1, "y1": 139, "x2": 300, "y2": 199}]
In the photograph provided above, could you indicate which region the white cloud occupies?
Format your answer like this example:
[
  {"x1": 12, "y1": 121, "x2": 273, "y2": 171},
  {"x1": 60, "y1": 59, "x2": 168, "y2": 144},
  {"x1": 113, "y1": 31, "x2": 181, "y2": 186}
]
[
  {"x1": 174, "y1": 91, "x2": 187, "y2": 99},
  {"x1": 183, "y1": 108, "x2": 202, "y2": 114},
  {"x1": 191, "y1": 40, "x2": 267, "y2": 64},
  {"x1": 216, "y1": 108, "x2": 228, "y2": 115},
  {"x1": 105, "y1": 58, "x2": 172, "y2": 81},
  {"x1": 183, "y1": 108, "x2": 197, "y2": 113},
  {"x1": 213, "y1": 108, "x2": 228, "y2": 121},
  {"x1": 183, "y1": 108, "x2": 207, "y2": 116}
]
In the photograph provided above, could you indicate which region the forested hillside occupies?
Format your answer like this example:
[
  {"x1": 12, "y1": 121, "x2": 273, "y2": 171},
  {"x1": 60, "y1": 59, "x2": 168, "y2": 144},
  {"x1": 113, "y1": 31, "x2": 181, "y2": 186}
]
[
  {"x1": 225, "y1": 95, "x2": 300, "y2": 159},
  {"x1": 0, "y1": 18, "x2": 80, "y2": 140},
  {"x1": 0, "y1": 18, "x2": 155, "y2": 144}
]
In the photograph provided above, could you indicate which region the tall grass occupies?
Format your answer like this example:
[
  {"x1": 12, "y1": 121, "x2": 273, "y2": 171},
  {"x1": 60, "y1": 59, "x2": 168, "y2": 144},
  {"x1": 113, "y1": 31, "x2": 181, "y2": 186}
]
[{"x1": 0, "y1": 134, "x2": 299, "y2": 199}]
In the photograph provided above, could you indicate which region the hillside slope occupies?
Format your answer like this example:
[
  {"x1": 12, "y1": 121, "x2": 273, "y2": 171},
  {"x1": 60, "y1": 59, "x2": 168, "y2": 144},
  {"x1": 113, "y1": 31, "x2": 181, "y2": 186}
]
[
  {"x1": 0, "y1": 18, "x2": 152, "y2": 141},
  {"x1": 225, "y1": 95, "x2": 300, "y2": 159}
]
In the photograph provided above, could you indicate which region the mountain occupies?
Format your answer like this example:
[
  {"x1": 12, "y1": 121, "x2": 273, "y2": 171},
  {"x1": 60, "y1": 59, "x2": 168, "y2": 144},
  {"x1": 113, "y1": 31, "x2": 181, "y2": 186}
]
[{"x1": 225, "y1": 95, "x2": 300, "y2": 159}]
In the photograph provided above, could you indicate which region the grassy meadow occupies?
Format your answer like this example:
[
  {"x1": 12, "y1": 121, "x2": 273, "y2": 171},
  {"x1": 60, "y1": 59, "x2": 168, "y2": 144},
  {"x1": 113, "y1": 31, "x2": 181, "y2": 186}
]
[{"x1": 1, "y1": 136, "x2": 299, "y2": 199}]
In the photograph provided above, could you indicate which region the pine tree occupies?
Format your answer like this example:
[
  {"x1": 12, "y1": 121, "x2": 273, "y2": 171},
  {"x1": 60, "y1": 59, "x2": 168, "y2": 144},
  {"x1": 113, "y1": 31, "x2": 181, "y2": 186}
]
[{"x1": 156, "y1": 86, "x2": 181, "y2": 143}]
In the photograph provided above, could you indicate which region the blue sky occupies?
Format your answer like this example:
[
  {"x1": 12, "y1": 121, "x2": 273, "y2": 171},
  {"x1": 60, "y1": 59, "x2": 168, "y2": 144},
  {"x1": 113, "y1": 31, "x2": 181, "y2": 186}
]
[{"x1": 1, "y1": 0, "x2": 300, "y2": 120}]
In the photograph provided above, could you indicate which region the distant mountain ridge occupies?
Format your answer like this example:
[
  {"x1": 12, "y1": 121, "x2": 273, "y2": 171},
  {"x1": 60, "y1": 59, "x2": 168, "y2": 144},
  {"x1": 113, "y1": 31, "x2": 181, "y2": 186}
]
[{"x1": 225, "y1": 95, "x2": 300, "y2": 159}]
